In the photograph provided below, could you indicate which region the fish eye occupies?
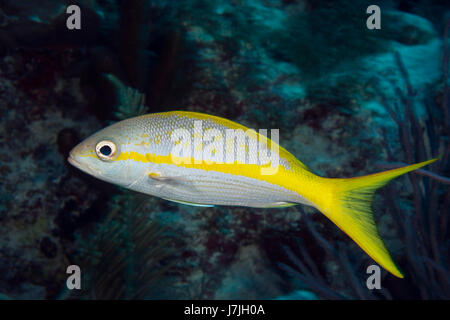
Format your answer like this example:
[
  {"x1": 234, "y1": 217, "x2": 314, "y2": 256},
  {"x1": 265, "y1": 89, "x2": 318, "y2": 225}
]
[{"x1": 95, "y1": 140, "x2": 117, "y2": 161}]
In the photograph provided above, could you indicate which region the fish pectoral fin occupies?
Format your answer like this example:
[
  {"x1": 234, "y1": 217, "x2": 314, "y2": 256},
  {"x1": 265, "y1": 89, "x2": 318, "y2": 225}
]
[
  {"x1": 148, "y1": 172, "x2": 168, "y2": 181},
  {"x1": 148, "y1": 173, "x2": 210, "y2": 207},
  {"x1": 148, "y1": 172, "x2": 198, "y2": 192},
  {"x1": 148, "y1": 172, "x2": 189, "y2": 184},
  {"x1": 162, "y1": 198, "x2": 215, "y2": 207}
]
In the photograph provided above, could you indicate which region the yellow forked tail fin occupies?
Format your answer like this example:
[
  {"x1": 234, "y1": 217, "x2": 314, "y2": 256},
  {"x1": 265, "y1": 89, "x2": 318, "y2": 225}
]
[{"x1": 315, "y1": 158, "x2": 438, "y2": 278}]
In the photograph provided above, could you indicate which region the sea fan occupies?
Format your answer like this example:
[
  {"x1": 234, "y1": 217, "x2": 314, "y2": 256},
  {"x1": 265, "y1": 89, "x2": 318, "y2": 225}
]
[
  {"x1": 63, "y1": 192, "x2": 177, "y2": 300},
  {"x1": 104, "y1": 73, "x2": 148, "y2": 120}
]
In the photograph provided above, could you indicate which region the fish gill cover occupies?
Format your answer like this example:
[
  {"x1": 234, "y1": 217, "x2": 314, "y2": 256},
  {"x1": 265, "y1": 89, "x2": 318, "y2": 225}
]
[{"x1": 0, "y1": 0, "x2": 448, "y2": 300}]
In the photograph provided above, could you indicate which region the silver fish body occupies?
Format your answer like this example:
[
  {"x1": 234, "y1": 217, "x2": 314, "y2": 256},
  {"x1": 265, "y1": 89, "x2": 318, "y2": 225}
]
[{"x1": 68, "y1": 111, "x2": 311, "y2": 207}]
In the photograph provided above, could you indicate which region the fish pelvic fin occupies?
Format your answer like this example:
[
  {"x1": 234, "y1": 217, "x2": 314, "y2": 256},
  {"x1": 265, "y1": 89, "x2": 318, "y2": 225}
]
[{"x1": 312, "y1": 158, "x2": 438, "y2": 278}]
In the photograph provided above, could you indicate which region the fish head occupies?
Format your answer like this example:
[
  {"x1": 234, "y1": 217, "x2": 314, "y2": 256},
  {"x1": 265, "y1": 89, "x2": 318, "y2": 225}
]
[{"x1": 68, "y1": 120, "x2": 141, "y2": 187}]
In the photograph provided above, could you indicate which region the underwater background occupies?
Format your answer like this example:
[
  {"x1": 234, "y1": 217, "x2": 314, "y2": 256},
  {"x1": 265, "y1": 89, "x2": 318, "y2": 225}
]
[{"x1": 0, "y1": 0, "x2": 448, "y2": 300}]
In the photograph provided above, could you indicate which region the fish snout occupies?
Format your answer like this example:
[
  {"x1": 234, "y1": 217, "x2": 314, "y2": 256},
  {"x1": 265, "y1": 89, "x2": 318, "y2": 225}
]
[
  {"x1": 67, "y1": 151, "x2": 80, "y2": 168},
  {"x1": 67, "y1": 142, "x2": 99, "y2": 176}
]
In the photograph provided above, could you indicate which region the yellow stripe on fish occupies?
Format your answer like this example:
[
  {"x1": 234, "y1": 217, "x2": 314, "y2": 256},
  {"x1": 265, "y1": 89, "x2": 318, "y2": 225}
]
[{"x1": 68, "y1": 110, "x2": 438, "y2": 278}]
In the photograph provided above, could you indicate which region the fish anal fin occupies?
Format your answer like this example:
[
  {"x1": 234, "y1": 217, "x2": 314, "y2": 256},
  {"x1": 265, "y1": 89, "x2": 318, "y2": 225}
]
[
  {"x1": 163, "y1": 198, "x2": 215, "y2": 207},
  {"x1": 250, "y1": 201, "x2": 297, "y2": 208},
  {"x1": 272, "y1": 202, "x2": 297, "y2": 208}
]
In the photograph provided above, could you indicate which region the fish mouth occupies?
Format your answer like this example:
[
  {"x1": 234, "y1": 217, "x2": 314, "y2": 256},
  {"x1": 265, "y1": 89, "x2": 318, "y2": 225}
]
[
  {"x1": 68, "y1": 153, "x2": 82, "y2": 169},
  {"x1": 68, "y1": 153, "x2": 98, "y2": 177}
]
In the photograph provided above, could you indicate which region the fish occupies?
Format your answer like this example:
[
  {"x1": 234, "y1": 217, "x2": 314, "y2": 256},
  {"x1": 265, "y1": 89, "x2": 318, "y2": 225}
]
[{"x1": 68, "y1": 110, "x2": 437, "y2": 278}]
